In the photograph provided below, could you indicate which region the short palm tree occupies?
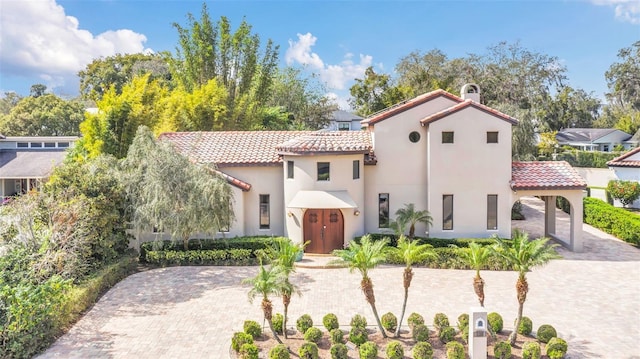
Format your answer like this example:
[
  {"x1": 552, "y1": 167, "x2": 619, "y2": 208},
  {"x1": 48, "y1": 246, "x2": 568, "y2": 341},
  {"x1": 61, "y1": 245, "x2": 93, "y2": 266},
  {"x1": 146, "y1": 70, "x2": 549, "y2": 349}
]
[
  {"x1": 395, "y1": 203, "x2": 432, "y2": 239},
  {"x1": 331, "y1": 235, "x2": 389, "y2": 338},
  {"x1": 392, "y1": 235, "x2": 436, "y2": 337},
  {"x1": 491, "y1": 229, "x2": 560, "y2": 345},
  {"x1": 460, "y1": 241, "x2": 491, "y2": 307},
  {"x1": 242, "y1": 264, "x2": 285, "y2": 343}
]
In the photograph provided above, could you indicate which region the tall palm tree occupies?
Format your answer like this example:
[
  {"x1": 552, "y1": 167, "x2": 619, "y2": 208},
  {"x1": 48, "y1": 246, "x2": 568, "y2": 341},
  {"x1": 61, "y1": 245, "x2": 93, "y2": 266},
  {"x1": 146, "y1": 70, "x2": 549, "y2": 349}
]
[
  {"x1": 395, "y1": 203, "x2": 433, "y2": 239},
  {"x1": 460, "y1": 241, "x2": 491, "y2": 307},
  {"x1": 332, "y1": 235, "x2": 390, "y2": 338},
  {"x1": 242, "y1": 264, "x2": 285, "y2": 344},
  {"x1": 491, "y1": 229, "x2": 560, "y2": 345},
  {"x1": 392, "y1": 235, "x2": 436, "y2": 337}
]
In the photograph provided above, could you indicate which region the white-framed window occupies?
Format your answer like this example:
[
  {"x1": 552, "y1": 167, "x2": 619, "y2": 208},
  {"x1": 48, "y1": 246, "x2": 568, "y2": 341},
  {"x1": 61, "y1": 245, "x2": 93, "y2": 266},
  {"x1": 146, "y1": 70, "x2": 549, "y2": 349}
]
[{"x1": 338, "y1": 122, "x2": 350, "y2": 131}]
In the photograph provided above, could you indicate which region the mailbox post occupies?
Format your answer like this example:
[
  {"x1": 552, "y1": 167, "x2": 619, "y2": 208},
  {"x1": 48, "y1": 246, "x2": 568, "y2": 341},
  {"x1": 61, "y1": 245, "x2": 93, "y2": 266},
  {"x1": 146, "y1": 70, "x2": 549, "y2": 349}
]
[{"x1": 469, "y1": 307, "x2": 487, "y2": 359}]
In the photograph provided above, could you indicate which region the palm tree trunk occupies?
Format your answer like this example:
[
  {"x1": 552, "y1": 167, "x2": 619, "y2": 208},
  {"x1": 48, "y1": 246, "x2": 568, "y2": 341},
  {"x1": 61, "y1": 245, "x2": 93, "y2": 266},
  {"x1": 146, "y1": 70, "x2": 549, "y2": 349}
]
[
  {"x1": 510, "y1": 275, "x2": 529, "y2": 345},
  {"x1": 262, "y1": 298, "x2": 282, "y2": 344},
  {"x1": 473, "y1": 274, "x2": 485, "y2": 307},
  {"x1": 361, "y1": 277, "x2": 387, "y2": 338},
  {"x1": 395, "y1": 267, "x2": 413, "y2": 337},
  {"x1": 282, "y1": 293, "x2": 291, "y2": 339}
]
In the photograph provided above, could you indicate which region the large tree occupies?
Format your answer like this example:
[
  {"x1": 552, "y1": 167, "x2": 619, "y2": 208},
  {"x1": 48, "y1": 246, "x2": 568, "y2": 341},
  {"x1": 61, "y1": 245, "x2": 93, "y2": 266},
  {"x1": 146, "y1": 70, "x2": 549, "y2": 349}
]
[
  {"x1": 349, "y1": 66, "x2": 410, "y2": 117},
  {"x1": 0, "y1": 93, "x2": 84, "y2": 136},
  {"x1": 606, "y1": 41, "x2": 640, "y2": 111},
  {"x1": 539, "y1": 86, "x2": 600, "y2": 131}
]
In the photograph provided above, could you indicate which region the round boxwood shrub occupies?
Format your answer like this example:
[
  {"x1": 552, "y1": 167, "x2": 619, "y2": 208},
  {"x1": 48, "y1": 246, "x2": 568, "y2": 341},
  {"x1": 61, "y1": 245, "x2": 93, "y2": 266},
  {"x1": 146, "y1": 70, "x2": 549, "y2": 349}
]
[
  {"x1": 330, "y1": 328, "x2": 345, "y2": 344},
  {"x1": 412, "y1": 341, "x2": 433, "y2": 359},
  {"x1": 408, "y1": 312, "x2": 425, "y2": 330},
  {"x1": 231, "y1": 332, "x2": 253, "y2": 353},
  {"x1": 518, "y1": 316, "x2": 533, "y2": 335},
  {"x1": 546, "y1": 337, "x2": 568, "y2": 359},
  {"x1": 239, "y1": 343, "x2": 259, "y2": 359},
  {"x1": 445, "y1": 341, "x2": 465, "y2": 359},
  {"x1": 488, "y1": 312, "x2": 504, "y2": 333},
  {"x1": 298, "y1": 341, "x2": 319, "y2": 359},
  {"x1": 272, "y1": 313, "x2": 284, "y2": 334},
  {"x1": 323, "y1": 313, "x2": 339, "y2": 331},
  {"x1": 359, "y1": 341, "x2": 378, "y2": 359},
  {"x1": 349, "y1": 326, "x2": 368, "y2": 346},
  {"x1": 386, "y1": 340, "x2": 404, "y2": 359},
  {"x1": 522, "y1": 341, "x2": 541, "y2": 359},
  {"x1": 243, "y1": 320, "x2": 262, "y2": 339},
  {"x1": 433, "y1": 312, "x2": 450, "y2": 331},
  {"x1": 439, "y1": 326, "x2": 456, "y2": 343},
  {"x1": 330, "y1": 343, "x2": 348, "y2": 359},
  {"x1": 536, "y1": 324, "x2": 557, "y2": 343},
  {"x1": 382, "y1": 312, "x2": 398, "y2": 332},
  {"x1": 304, "y1": 327, "x2": 323, "y2": 343},
  {"x1": 296, "y1": 314, "x2": 314, "y2": 334},
  {"x1": 457, "y1": 313, "x2": 469, "y2": 331},
  {"x1": 413, "y1": 323, "x2": 430, "y2": 342},
  {"x1": 269, "y1": 344, "x2": 291, "y2": 359},
  {"x1": 351, "y1": 314, "x2": 367, "y2": 328},
  {"x1": 493, "y1": 340, "x2": 512, "y2": 359}
]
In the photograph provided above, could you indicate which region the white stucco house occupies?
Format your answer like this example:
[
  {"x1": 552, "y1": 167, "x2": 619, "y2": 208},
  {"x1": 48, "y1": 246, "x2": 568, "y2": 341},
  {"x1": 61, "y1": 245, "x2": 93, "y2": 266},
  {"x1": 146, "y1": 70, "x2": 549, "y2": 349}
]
[
  {"x1": 161, "y1": 84, "x2": 587, "y2": 253},
  {"x1": 324, "y1": 110, "x2": 364, "y2": 131},
  {"x1": 607, "y1": 146, "x2": 640, "y2": 208}
]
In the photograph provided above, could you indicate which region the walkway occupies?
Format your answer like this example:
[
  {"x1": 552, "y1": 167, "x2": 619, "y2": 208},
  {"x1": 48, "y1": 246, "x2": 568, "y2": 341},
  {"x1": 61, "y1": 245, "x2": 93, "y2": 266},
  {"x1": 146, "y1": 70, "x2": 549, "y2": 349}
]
[{"x1": 39, "y1": 198, "x2": 640, "y2": 358}]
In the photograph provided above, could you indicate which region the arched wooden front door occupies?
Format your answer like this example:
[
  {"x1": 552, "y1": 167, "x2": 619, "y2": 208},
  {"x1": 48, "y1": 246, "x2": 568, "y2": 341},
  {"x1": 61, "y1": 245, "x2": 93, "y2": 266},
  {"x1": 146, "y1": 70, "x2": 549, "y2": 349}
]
[{"x1": 303, "y1": 209, "x2": 344, "y2": 254}]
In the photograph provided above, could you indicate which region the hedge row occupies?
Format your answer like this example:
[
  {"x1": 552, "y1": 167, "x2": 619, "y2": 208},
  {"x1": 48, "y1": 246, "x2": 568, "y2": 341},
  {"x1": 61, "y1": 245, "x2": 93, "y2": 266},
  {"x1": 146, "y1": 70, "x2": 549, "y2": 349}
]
[
  {"x1": 584, "y1": 197, "x2": 640, "y2": 245},
  {"x1": 144, "y1": 249, "x2": 260, "y2": 266},
  {"x1": 139, "y1": 236, "x2": 279, "y2": 261},
  {"x1": 386, "y1": 247, "x2": 513, "y2": 270},
  {"x1": 355, "y1": 234, "x2": 498, "y2": 248},
  {"x1": 555, "y1": 150, "x2": 622, "y2": 168}
]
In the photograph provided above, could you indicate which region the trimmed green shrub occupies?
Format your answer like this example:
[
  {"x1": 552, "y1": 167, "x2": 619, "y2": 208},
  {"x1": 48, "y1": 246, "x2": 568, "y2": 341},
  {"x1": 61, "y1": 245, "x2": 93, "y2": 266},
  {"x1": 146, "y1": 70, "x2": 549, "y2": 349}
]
[
  {"x1": 457, "y1": 313, "x2": 469, "y2": 331},
  {"x1": 330, "y1": 343, "x2": 348, "y2": 359},
  {"x1": 304, "y1": 327, "x2": 323, "y2": 343},
  {"x1": 493, "y1": 340, "x2": 512, "y2": 359},
  {"x1": 386, "y1": 340, "x2": 404, "y2": 359},
  {"x1": 522, "y1": 341, "x2": 541, "y2": 359},
  {"x1": 408, "y1": 312, "x2": 425, "y2": 330},
  {"x1": 350, "y1": 314, "x2": 367, "y2": 328},
  {"x1": 433, "y1": 312, "x2": 450, "y2": 331},
  {"x1": 296, "y1": 314, "x2": 313, "y2": 334},
  {"x1": 272, "y1": 313, "x2": 284, "y2": 334},
  {"x1": 488, "y1": 312, "x2": 504, "y2": 333},
  {"x1": 231, "y1": 332, "x2": 253, "y2": 352},
  {"x1": 518, "y1": 316, "x2": 533, "y2": 335},
  {"x1": 243, "y1": 320, "x2": 262, "y2": 339},
  {"x1": 445, "y1": 341, "x2": 465, "y2": 359},
  {"x1": 555, "y1": 150, "x2": 620, "y2": 168},
  {"x1": 323, "y1": 313, "x2": 339, "y2": 331},
  {"x1": 461, "y1": 325, "x2": 470, "y2": 343},
  {"x1": 439, "y1": 326, "x2": 456, "y2": 343},
  {"x1": 329, "y1": 328, "x2": 345, "y2": 344},
  {"x1": 546, "y1": 337, "x2": 568, "y2": 359},
  {"x1": 413, "y1": 323, "x2": 430, "y2": 342},
  {"x1": 412, "y1": 341, "x2": 434, "y2": 359},
  {"x1": 239, "y1": 343, "x2": 259, "y2": 359},
  {"x1": 298, "y1": 342, "x2": 319, "y2": 359},
  {"x1": 381, "y1": 312, "x2": 398, "y2": 332},
  {"x1": 349, "y1": 326, "x2": 368, "y2": 346},
  {"x1": 359, "y1": 341, "x2": 378, "y2": 359},
  {"x1": 583, "y1": 197, "x2": 640, "y2": 245},
  {"x1": 269, "y1": 344, "x2": 290, "y2": 359},
  {"x1": 536, "y1": 324, "x2": 557, "y2": 343}
]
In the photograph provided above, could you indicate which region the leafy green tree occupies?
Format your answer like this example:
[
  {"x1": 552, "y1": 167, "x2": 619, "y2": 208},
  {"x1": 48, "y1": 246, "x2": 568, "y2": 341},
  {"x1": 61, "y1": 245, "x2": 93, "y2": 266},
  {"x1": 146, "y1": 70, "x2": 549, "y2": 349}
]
[
  {"x1": 332, "y1": 235, "x2": 389, "y2": 338},
  {"x1": 121, "y1": 126, "x2": 233, "y2": 250},
  {"x1": 394, "y1": 203, "x2": 432, "y2": 239},
  {"x1": 242, "y1": 264, "x2": 284, "y2": 343},
  {"x1": 157, "y1": 79, "x2": 228, "y2": 132},
  {"x1": 539, "y1": 86, "x2": 600, "y2": 131},
  {"x1": 0, "y1": 94, "x2": 84, "y2": 136},
  {"x1": 606, "y1": 41, "x2": 640, "y2": 111},
  {"x1": 537, "y1": 131, "x2": 558, "y2": 158},
  {"x1": 395, "y1": 49, "x2": 461, "y2": 96},
  {"x1": 30, "y1": 84, "x2": 47, "y2": 98},
  {"x1": 349, "y1": 66, "x2": 410, "y2": 117},
  {"x1": 491, "y1": 230, "x2": 560, "y2": 345},
  {"x1": 460, "y1": 242, "x2": 491, "y2": 307},
  {"x1": 0, "y1": 92, "x2": 22, "y2": 115},
  {"x1": 607, "y1": 180, "x2": 640, "y2": 207}
]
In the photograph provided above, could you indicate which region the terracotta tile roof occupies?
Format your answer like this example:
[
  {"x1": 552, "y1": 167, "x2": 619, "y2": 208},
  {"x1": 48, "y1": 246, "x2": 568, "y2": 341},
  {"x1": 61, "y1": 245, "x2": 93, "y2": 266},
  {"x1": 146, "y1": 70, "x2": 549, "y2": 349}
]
[
  {"x1": 275, "y1": 131, "x2": 372, "y2": 155},
  {"x1": 361, "y1": 89, "x2": 463, "y2": 125},
  {"x1": 420, "y1": 99, "x2": 518, "y2": 125},
  {"x1": 511, "y1": 161, "x2": 587, "y2": 190},
  {"x1": 212, "y1": 169, "x2": 251, "y2": 191},
  {"x1": 607, "y1": 147, "x2": 640, "y2": 168}
]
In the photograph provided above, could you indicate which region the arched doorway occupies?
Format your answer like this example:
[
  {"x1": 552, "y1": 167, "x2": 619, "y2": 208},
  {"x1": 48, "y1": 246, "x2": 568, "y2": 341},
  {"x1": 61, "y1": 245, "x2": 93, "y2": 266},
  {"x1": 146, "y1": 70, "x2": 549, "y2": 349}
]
[{"x1": 303, "y1": 209, "x2": 344, "y2": 254}]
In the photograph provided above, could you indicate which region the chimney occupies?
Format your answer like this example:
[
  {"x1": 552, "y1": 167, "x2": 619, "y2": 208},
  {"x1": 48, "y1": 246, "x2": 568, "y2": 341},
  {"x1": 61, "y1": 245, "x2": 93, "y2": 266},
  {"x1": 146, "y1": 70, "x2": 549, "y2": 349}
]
[{"x1": 461, "y1": 83, "x2": 480, "y2": 103}]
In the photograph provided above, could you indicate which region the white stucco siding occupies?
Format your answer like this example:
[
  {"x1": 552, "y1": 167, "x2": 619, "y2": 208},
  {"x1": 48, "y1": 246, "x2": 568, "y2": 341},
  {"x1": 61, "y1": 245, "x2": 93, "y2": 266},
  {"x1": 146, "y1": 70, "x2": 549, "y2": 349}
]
[{"x1": 426, "y1": 108, "x2": 513, "y2": 238}]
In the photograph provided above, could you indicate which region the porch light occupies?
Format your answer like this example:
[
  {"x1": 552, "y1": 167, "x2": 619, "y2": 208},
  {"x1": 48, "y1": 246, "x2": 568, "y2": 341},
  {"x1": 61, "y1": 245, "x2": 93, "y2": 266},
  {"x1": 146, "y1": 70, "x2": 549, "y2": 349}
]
[
  {"x1": 287, "y1": 211, "x2": 293, "y2": 217},
  {"x1": 354, "y1": 209, "x2": 361, "y2": 216}
]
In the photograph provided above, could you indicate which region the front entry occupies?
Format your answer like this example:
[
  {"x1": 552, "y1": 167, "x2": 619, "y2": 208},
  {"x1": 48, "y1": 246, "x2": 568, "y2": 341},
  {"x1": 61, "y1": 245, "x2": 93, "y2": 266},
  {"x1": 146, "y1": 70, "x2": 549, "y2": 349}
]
[{"x1": 303, "y1": 209, "x2": 344, "y2": 254}]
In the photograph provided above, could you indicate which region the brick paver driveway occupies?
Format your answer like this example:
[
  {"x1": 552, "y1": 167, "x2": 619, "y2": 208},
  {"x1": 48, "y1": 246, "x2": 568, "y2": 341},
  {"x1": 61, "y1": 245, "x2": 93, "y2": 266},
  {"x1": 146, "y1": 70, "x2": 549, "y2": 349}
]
[{"x1": 39, "y1": 198, "x2": 640, "y2": 358}]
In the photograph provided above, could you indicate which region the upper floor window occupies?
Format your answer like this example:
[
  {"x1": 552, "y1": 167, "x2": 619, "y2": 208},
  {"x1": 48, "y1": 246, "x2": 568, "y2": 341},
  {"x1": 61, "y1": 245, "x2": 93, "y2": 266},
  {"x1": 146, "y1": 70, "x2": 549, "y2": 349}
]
[
  {"x1": 443, "y1": 195, "x2": 453, "y2": 230},
  {"x1": 338, "y1": 122, "x2": 350, "y2": 131},
  {"x1": 353, "y1": 160, "x2": 360, "y2": 179},
  {"x1": 287, "y1": 161, "x2": 294, "y2": 179},
  {"x1": 317, "y1": 162, "x2": 330, "y2": 181},
  {"x1": 487, "y1": 131, "x2": 499, "y2": 143},
  {"x1": 442, "y1": 132, "x2": 454, "y2": 144},
  {"x1": 379, "y1": 193, "x2": 389, "y2": 228},
  {"x1": 409, "y1": 131, "x2": 421, "y2": 143}
]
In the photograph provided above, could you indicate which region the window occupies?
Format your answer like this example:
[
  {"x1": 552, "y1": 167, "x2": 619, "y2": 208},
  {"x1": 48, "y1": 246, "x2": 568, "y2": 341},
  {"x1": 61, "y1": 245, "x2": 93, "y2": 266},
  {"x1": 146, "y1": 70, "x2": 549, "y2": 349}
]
[
  {"x1": 338, "y1": 122, "x2": 350, "y2": 131},
  {"x1": 379, "y1": 193, "x2": 389, "y2": 228},
  {"x1": 30, "y1": 142, "x2": 42, "y2": 148},
  {"x1": 259, "y1": 194, "x2": 270, "y2": 229},
  {"x1": 443, "y1": 195, "x2": 453, "y2": 230},
  {"x1": 17, "y1": 142, "x2": 28, "y2": 148},
  {"x1": 317, "y1": 162, "x2": 330, "y2": 181},
  {"x1": 487, "y1": 195, "x2": 498, "y2": 230},
  {"x1": 44, "y1": 142, "x2": 55, "y2": 148},
  {"x1": 57, "y1": 142, "x2": 69, "y2": 148},
  {"x1": 487, "y1": 131, "x2": 499, "y2": 143},
  {"x1": 353, "y1": 160, "x2": 360, "y2": 179},
  {"x1": 603, "y1": 145, "x2": 610, "y2": 152},
  {"x1": 442, "y1": 132, "x2": 454, "y2": 144},
  {"x1": 287, "y1": 161, "x2": 294, "y2": 179},
  {"x1": 409, "y1": 131, "x2": 421, "y2": 143}
]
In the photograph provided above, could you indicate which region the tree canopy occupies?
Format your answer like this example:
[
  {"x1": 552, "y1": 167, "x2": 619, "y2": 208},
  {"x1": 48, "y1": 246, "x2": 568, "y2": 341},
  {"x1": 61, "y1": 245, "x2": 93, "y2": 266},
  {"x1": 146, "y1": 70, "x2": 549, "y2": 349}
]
[{"x1": 0, "y1": 93, "x2": 84, "y2": 136}]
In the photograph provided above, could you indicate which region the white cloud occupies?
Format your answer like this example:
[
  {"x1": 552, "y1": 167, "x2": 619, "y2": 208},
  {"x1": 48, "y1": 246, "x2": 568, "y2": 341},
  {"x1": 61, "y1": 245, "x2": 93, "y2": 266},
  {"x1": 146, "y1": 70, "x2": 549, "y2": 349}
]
[
  {"x1": 593, "y1": 0, "x2": 640, "y2": 24},
  {"x1": 325, "y1": 92, "x2": 350, "y2": 111},
  {"x1": 0, "y1": 0, "x2": 151, "y2": 92}
]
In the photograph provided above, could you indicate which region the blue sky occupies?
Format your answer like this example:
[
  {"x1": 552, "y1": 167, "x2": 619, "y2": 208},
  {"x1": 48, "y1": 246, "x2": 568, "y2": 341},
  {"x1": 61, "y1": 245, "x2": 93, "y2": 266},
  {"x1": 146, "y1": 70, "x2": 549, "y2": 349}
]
[{"x1": 1, "y1": 0, "x2": 638, "y2": 109}]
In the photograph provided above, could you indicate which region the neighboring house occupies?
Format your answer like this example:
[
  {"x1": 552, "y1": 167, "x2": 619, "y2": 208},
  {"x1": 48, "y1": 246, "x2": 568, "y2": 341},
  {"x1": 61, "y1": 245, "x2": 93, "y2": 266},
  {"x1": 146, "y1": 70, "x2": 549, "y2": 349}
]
[
  {"x1": 607, "y1": 146, "x2": 640, "y2": 208},
  {"x1": 556, "y1": 128, "x2": 633, "y2": 152},
  {"x1": 0, "y1": 135, "x2": 77, "y2": 199},
  {"x1": 324, "y1": 110, "x2": 364, "y2": 131},
  {"x1": 161, "y1": 84, "x2": 587, "y2": 252}
]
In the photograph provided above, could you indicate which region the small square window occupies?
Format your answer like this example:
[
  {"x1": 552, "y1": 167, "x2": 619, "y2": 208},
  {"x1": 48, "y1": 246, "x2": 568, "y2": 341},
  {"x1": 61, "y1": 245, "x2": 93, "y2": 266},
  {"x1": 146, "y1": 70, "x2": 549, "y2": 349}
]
[
  {"x1": 353, "y1": 160, "x2": 360, "y2": 180},
  {"x1": 442, "y1": 132, "x2": 454, "y2": 144},
  {"x1": 487, "y1": 131, "x2": 499, "y2": 143},
  {"x1": 317, "y1": 162, "x2": 330, "y2": 181}
]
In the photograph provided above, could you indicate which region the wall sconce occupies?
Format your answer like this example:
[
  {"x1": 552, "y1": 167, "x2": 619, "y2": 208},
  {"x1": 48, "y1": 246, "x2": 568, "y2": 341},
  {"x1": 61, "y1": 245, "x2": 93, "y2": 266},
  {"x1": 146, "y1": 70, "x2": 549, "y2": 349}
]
[
  {"x1": 353, "y1": 209, "x2": 361, "y2": 216},
  {"x1": 287, "y1": 211, "x2": 293, "y2": 217}
]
